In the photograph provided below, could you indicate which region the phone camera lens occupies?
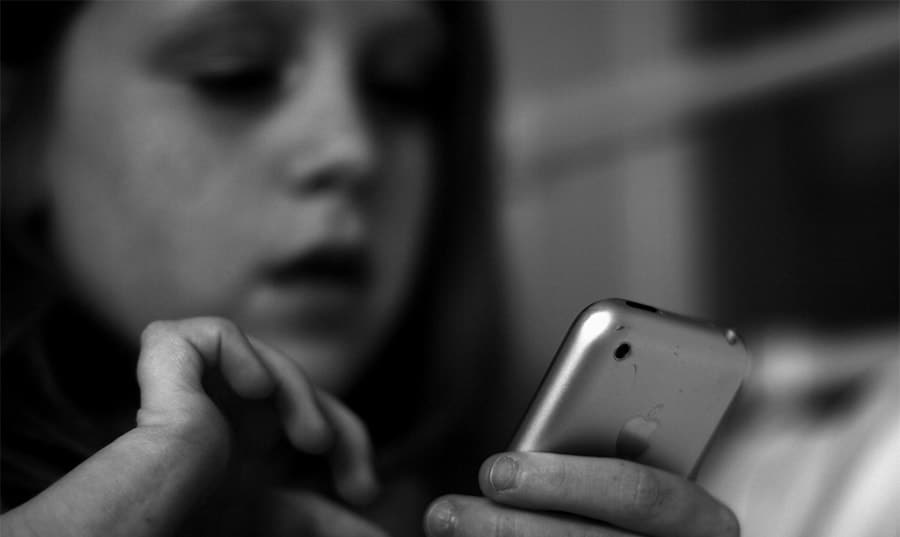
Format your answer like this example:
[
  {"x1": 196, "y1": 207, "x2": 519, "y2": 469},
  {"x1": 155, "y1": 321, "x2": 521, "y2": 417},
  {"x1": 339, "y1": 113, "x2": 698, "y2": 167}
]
[
  {"x1": 614, "y1": 343, "x2": 631, "y2": 360},
  {"x1": 725, "y1": 329, "x2": 741, "y2": 345}
]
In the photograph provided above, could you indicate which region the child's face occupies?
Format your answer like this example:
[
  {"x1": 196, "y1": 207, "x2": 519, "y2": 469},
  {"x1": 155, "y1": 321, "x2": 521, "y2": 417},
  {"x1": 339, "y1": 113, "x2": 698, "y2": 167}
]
[{"x1": 36, "y1": 1, "x2": 442, "y2": 392}]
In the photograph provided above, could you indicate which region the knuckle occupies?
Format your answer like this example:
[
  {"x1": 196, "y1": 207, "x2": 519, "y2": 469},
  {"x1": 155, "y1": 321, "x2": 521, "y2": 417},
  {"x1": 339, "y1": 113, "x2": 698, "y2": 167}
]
[
  {"x1": 138, "y1": 320, "x2": 205, "y2": 378},
  {"x1": 622, "y1": 464, "x2": 666, "y2": 520},
  {"x1": 491, "y1": 510, "x2": 519, "y2": 537},
  {"x1": 543, "y1": 456, "x2": 570, "y2": 494},
  {"x1": 197, "y1": 316, "x2": 239, "y2": 340},
  {"x1": 187, "y1": 317, "x2": 248, "y2": 361},
  {"x1": 215, "y1": 317, "x2": 241, "y2": 338},
  {"x1": 141, "y1": 320, "x2": 173, "y2": 343},
  {"x1": 138, "y1": 321, "x2": 184, "y2": 367}
]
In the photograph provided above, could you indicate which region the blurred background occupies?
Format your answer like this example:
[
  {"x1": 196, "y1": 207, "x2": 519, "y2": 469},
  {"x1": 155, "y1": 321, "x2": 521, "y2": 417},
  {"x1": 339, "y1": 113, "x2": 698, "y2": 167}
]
[
  {"x1": 490, "y1": 4, "x2": 898, "y2": 534},
  {"x1": 490, "y1": 0, "x2": 898, "y2": 386}
]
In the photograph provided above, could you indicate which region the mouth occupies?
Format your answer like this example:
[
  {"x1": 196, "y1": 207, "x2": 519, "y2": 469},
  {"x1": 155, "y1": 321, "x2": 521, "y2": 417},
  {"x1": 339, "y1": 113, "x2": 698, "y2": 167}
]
[
  {"x1": 266, "y1": 244, "x2": 372, "y2": 292},
  {"x1": 254, "y1": 244, "x2": 373, "y2": 333}
]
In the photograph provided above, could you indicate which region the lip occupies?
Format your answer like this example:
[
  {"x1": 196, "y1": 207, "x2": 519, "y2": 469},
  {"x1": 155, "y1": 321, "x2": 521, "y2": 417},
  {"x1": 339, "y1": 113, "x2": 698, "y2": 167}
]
[
  {"x1": 256, "y1": 243, "x2": 372, "y2": 332},
  {"x1": 266, "y1": 244, "x2": 371, "y2": 290}
]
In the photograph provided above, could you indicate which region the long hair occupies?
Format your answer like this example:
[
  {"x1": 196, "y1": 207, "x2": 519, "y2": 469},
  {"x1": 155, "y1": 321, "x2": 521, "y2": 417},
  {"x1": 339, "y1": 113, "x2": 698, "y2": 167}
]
[
  {"x1": 1, "y1": 1, "x2": 505, "y2": 508},
  {"x1": 348, "y1": 0, "x2": 507, "y2": 490}
]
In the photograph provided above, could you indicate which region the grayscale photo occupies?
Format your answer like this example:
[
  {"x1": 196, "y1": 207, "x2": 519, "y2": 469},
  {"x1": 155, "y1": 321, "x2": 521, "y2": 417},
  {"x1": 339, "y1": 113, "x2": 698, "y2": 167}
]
[{"x1": 1, "y1": 1, "x2": 897, "y2": 536}]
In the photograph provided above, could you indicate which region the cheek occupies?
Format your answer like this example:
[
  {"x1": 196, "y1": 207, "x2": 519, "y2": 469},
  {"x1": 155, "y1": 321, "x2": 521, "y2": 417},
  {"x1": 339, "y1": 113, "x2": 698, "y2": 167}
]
[{"x1": 43, "y1": 74, "x2": 266, "y2": 338}]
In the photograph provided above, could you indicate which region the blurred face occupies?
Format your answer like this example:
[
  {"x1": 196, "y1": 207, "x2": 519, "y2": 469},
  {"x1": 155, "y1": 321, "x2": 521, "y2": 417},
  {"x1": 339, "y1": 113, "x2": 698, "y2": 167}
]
[{"x1": 33, "y1": 0, "x2": 442, "y2": 392}]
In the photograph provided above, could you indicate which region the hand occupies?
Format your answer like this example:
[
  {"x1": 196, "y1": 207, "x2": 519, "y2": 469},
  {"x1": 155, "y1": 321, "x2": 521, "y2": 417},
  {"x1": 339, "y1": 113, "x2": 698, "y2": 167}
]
[
  {"x1": 136, "y1": 317, "x2": 378, "y2": 505},
  {"x1": 424, "y1": 452, "x2": 739, "y2": 537},
  {"x1": 2, "y1": 317, "x2": 380, "y2": 537}
]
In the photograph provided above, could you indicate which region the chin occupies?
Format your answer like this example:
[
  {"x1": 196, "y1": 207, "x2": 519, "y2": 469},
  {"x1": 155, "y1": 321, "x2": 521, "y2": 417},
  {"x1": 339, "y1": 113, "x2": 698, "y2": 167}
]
[{"x1": 256, "y1": 330, "x2": 370, "y2": 395}]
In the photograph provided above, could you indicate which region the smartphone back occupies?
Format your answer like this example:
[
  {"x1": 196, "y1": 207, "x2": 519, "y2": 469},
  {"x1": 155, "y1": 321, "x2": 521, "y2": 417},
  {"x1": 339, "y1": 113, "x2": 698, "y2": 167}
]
[{"x1": 510, "y1": 299, "x2": 750, "y2": 477}]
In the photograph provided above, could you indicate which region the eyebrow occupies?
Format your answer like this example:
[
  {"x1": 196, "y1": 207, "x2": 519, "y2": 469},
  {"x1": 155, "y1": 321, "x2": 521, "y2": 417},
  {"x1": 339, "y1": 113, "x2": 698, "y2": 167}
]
[
  {"x1": 156, "y1": 0, "x2": 308, "y2": 31},
  {"x1": 146, "y1": 1, "x2": 306, "y2": 66}
]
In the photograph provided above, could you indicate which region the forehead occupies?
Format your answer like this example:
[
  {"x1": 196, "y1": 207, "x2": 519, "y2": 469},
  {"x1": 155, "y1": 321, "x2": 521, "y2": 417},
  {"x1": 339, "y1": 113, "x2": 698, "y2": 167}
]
[{"x1": 86, "y1": 0, "x2": 438, "y2": 40}]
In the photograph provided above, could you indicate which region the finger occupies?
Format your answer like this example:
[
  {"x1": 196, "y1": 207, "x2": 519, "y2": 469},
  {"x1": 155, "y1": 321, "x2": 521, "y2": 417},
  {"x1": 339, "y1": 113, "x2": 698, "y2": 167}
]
[
  {"x1": 478, "y1": 453, "x2": 739, "y2": 537},
  {"x1": 138, "y1": 321, "x2": 207, "y2": 403},
  {"x1": 139, "y1": 318, "x2": 275, "y2": 400},
  {"x1": 246, "y1": 335, "x2": 334, "y2": 454},
  {"x1": 189, "y1": 318, "x2": 276, "y2": 399},
  {"x1": 316, "y1": 390, "x2": 380, "y2": 506},
  {"x1": 264, "y1": 490, "x2": 389, "y2": 537},
  {"x1": 137, "y1": 319, "x2": 273, "y2": 419},
  {"x1": 424, "y1": 495, "x2": 637, "y2": 537}
]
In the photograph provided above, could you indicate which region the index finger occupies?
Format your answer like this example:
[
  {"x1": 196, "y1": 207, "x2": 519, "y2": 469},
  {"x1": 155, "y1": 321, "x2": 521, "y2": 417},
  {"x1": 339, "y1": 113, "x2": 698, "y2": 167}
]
[
  {"x1": 246, "y1": 335, "x2": 334, "y2": 454},
  {"x1": 247, "y1": 337, "x2": 379, "y2": 506},
  {"x1": 478, "y1": 452, "x2": 739, "y2": 537}
]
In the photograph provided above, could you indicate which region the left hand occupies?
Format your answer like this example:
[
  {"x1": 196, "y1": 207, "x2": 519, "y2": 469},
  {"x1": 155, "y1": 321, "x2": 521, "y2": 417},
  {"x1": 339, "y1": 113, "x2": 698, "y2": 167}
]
[{"x1": 424, "y1": 452, "x2": 739, "y2": 537}]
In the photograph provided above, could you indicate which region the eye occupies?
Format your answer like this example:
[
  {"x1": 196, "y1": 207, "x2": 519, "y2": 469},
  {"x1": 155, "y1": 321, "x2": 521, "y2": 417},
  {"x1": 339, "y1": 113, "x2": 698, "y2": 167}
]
[
  {"x1": 362, "y1": 70, "x2": 435, "y2": 116},
  {"x1": 361, "y1": 34, "x2": 442, "y2": 117},
  {"x1": 190, "y1": 62, "x2": 282, "y2": 104}
]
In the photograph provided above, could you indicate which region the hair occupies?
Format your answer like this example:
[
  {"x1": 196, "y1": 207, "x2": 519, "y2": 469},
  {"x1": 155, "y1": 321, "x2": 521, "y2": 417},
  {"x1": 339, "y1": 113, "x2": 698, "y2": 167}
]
[
  {"x1": 0, "y1": 1, "x2": 84, "y2": 70},
  {"x1": 1, "y1": 0, "x2": 507, "y2": 508}
]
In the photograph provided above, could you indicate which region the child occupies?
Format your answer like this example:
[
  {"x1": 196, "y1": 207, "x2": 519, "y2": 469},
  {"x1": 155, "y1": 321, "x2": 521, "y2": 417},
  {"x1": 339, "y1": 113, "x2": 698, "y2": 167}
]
[{"x1": 1, "y1": 2, "x2": 737, "y2": 536}]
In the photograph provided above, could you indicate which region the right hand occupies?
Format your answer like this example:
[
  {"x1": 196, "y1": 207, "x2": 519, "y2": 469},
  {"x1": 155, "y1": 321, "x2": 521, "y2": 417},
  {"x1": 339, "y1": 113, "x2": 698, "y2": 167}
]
[
  {"x1": 2, "y1": 317, "x2": 387, "y2": 537},
  {"x1": 135, "y1": 317, "x2": 379, "y2": 505}
]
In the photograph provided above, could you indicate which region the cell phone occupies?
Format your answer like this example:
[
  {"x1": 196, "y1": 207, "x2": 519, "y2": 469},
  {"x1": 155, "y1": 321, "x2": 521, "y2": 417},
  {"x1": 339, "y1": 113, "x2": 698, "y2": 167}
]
[{"x1": 509, "y1": 298, "x2": 750, "y2": 478}]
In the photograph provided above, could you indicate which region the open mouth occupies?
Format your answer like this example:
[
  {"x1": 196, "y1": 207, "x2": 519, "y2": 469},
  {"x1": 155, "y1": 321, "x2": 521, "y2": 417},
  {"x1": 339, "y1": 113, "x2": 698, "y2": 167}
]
[
  {"x1": 249, "y1": 243, "x2": 375, "y2": 335},
  {"x1": 266, "y1": 244, "x2": 372, "y2": 293}
]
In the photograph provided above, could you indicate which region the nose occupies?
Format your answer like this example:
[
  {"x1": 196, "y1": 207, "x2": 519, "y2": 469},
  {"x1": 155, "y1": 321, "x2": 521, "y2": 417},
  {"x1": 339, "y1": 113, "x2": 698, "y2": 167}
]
[{"x1": 271, "y1": 48, "x2": 376, "y2": 199}]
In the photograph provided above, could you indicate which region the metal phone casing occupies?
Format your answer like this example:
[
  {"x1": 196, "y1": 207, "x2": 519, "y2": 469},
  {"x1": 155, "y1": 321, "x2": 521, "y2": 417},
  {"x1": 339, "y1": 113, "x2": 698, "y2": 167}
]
[{"x1": 509, "y1": 298, "x2": 751, "y2": 478}]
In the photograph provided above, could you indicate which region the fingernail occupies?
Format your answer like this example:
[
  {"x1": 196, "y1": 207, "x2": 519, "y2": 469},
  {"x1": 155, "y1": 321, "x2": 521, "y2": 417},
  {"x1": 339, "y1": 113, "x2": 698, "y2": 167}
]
[
  {"x1": 425, "y1": 500, "x2": 456, "y2": 537},
  {"x1": 489, "y1": 455, "x2": 519, "y2": 492}
]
